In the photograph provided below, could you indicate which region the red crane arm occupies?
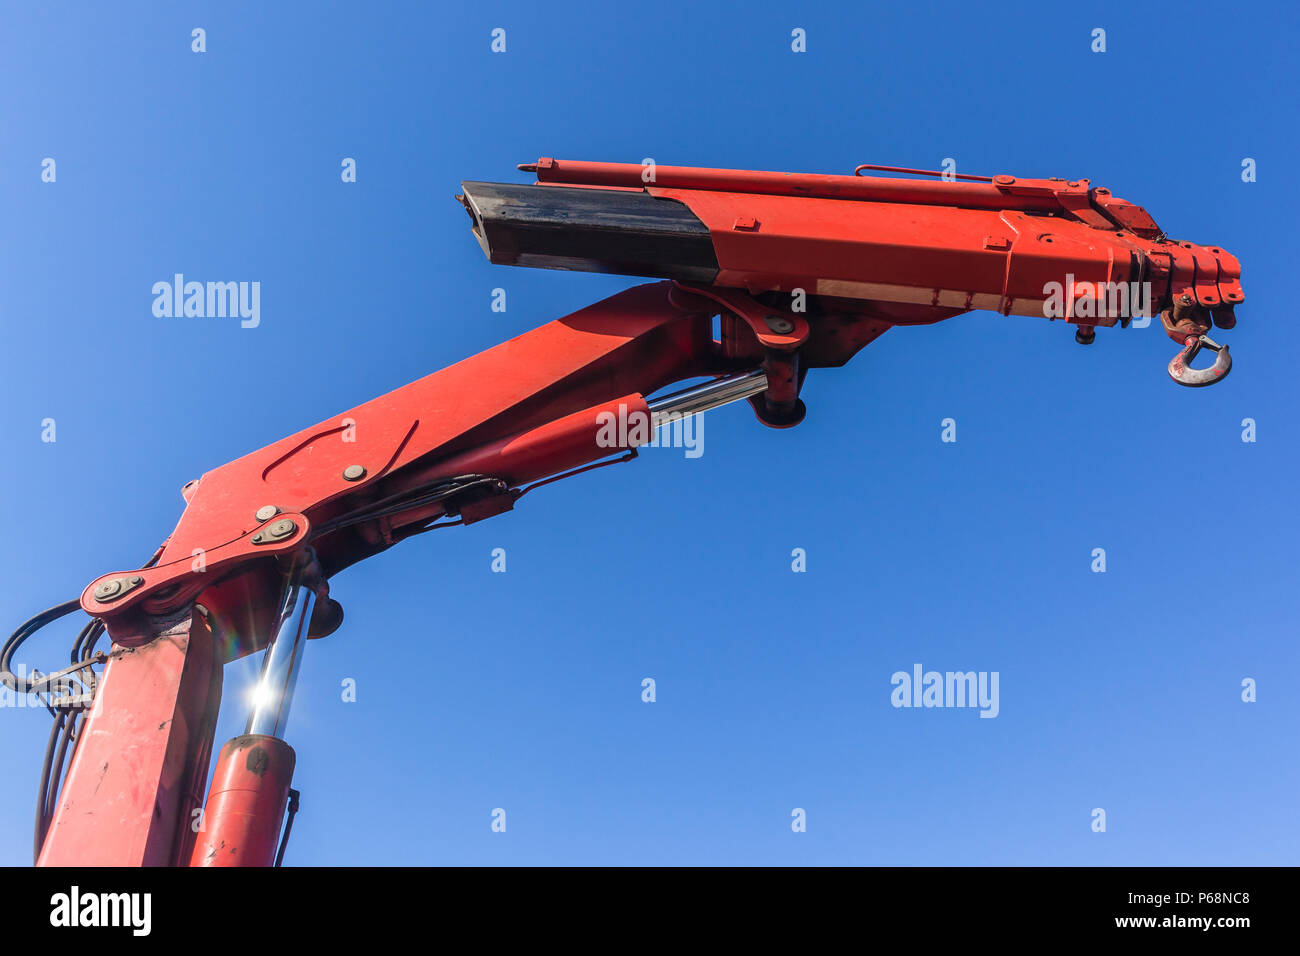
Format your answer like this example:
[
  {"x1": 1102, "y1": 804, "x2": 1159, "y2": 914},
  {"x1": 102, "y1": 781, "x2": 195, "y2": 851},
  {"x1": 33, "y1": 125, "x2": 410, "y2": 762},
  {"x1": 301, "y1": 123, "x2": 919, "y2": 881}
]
[
  {"x1": 497, "y1": 157, "x2": 1242, "y2": 349},
  {"x1": 17, "y1": 158, "x2": 1243, "y2": 866}
]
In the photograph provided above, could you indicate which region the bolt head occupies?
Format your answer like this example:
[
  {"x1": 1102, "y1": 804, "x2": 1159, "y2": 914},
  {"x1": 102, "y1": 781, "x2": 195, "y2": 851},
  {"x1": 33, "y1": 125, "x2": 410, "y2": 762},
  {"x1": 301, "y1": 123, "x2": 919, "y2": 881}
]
[
  {"x1": 94, "y1": 580, "x2": 121, "y2": 599},
  {"x1": 255, "y1": 505, "x2": 280, "y2": 522},
  {"x1": 343, "y1": 465, "x2": 367, "y2": 481}
]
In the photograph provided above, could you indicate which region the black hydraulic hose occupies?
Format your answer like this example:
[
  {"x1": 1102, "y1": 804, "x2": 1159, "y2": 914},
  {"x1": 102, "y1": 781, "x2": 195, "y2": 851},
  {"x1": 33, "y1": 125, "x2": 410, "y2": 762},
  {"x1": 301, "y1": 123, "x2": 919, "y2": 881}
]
[
  {"x1": 1, "y1": 600, "x2": 82, "y2": 695},
  {"x1": 70, "y1": 618, "x2": 105, "y2": 697},
  {"x1": 45, "y1": 710, "x2": 79, "y2": 813},
  {"x1": 12, "y1": 551, "x2": 162, "y2": 862},
  {"x1": 4, "y1": 600, "x2": 95, "y2": 862},
  {"x1": 34, "y1": 709, "x2": 82, "y2": 864},
  {"x1": 274, "y1": 789, "x2": 301, "y2": 867},
  {"x1": 33, "y1": 710, "x2": 67, "y2": 863},
  {"x1": 69, "y1": 616, "x2": 100, "y2": 667}
]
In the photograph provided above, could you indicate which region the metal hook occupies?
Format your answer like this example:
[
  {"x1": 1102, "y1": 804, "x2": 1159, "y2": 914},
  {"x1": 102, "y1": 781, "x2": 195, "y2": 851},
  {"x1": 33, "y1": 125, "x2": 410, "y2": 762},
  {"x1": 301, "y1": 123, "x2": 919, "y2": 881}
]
[{"x1": 1168, "y1": 334, "x2": 1231, "y2": 387}]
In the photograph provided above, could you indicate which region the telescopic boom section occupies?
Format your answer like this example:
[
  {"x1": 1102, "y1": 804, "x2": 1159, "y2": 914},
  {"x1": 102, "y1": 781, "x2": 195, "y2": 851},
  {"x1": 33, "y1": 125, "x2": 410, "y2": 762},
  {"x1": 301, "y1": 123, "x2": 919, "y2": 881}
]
[
  {"x1": 31, "y1": 157, "x2": 1242, "y2": 866},
  {"x1": 467, "y1": 158, "x2": 1243, "y2": 362}
]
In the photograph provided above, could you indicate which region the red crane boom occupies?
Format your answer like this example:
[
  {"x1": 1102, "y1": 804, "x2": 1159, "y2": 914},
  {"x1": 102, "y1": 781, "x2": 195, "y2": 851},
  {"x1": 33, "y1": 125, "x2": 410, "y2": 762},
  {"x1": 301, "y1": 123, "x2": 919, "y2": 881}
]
[{"x1": 3, "y1": 157, "x2": 1243, "y2": 866}]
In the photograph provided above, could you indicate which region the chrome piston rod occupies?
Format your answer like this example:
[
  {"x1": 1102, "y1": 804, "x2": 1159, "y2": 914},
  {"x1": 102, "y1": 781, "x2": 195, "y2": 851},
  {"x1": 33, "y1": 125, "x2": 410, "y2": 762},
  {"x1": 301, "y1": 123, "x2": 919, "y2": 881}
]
[
  {"x1": 246, "y1": 555, "x2": 319, "y2": 738},
  {"x1": 647, "y1": 369, "x2": 767, "y2": 426}
]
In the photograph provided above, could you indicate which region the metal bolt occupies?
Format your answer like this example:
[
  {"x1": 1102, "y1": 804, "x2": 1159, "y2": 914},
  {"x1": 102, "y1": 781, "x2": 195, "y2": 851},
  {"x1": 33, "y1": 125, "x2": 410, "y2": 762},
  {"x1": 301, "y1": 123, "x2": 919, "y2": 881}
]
[
  {"x1": 255, "y1": 505, "x2": 280, "y2": 522},
  {"x1": 764, "y1": 316, "x2": 795, "y2": 335},
  {"x1": 252, "y1": 518, "x2": 298, "y2": 545},
  {"x1": 129, "y1": 576, "x2": 143, "y2": 586},
  {"x1": 94, "y1": 580, "x2": 122, "y2": 600},
  {"x1": 343, "y1": 465, "x2": 366, "y2": 481}
]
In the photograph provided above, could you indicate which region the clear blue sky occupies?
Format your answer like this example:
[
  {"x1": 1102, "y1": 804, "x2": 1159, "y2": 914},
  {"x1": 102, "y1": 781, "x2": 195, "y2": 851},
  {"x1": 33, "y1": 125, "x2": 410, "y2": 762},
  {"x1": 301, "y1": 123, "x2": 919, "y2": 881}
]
[{"x1": 1, "y1": 0, "x2": 1295, "y2": 866}]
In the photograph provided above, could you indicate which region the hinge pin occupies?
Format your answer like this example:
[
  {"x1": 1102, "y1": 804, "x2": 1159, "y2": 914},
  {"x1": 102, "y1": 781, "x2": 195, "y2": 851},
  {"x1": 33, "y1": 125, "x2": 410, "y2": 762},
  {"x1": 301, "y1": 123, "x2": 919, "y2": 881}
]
[{"x1": 252, "y1": 519, "x2": 298, "y2": 545}]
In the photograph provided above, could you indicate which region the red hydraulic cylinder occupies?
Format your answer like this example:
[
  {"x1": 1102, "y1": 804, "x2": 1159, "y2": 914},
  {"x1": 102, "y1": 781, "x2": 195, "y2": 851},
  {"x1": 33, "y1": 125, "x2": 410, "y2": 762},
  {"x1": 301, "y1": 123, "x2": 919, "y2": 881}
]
[
  {"x1": 524, "y1": 157, "x2": 1063, "y2": 212},
  {"x1": 429, "y1": 392, "x2": 651, "y2": 485},
  {"x1": 191, "y1": 553, "x2": 317, "y2": 866},
  {"x1": 189, "y1": 734, "x2": 296, "y2": 867}
]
